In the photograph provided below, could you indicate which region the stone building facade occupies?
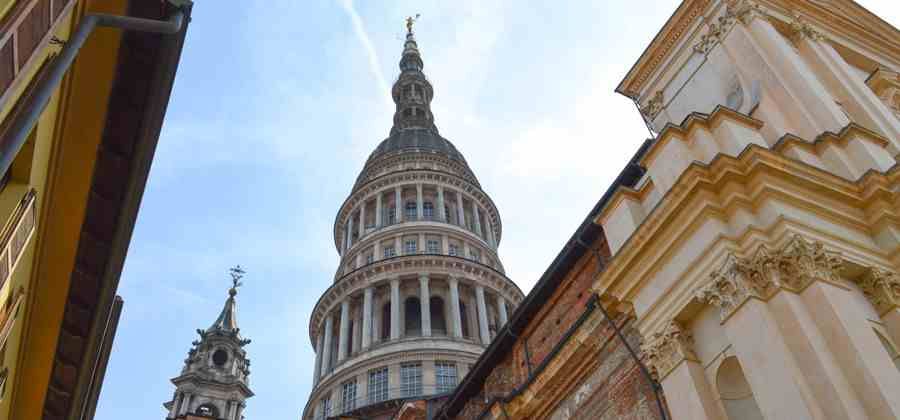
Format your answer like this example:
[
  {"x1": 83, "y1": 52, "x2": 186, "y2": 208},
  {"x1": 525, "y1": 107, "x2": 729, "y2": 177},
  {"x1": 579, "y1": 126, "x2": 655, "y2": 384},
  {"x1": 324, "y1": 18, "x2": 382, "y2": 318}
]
[
  {"x1": 301, "y1": 26, "x2": 524, "y2": 420},
  {"x1": 440, "y1": 0, "x2": 900, "y2": 419}
]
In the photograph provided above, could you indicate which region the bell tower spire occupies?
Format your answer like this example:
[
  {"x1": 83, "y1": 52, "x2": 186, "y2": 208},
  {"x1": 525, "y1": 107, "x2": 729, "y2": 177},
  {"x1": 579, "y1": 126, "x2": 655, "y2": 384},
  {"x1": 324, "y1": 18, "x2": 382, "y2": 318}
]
[
  {"x1": 164, "y1": 266, "x2": 253, "y2": 420},
  {"x1": 390, "y1": 14, "x2": 438, "y2": 136}
]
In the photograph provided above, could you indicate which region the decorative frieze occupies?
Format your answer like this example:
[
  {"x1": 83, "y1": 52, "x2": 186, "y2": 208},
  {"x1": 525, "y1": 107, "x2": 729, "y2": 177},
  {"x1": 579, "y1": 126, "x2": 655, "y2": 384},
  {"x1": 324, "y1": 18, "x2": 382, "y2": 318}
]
[
  {"x1": 856, "y1": 268, "x2": 900, "y2": 316},
  {"x1": 641, "y1": 321, "x2": 697, "y2": 379},
  {"x1": 697, "y1": 235, "x2": 844, "y2": 321}
]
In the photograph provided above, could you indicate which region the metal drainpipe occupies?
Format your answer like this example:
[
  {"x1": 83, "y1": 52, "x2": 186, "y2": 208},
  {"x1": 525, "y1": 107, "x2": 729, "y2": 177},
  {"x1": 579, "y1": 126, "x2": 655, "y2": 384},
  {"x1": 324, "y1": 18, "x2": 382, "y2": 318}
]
[
  {"x1": 574, "y1": 238, "x2": 668, "y2": 420},
  {"x1": 0, "y1": 3, "x2": 189, "y2": 181}
]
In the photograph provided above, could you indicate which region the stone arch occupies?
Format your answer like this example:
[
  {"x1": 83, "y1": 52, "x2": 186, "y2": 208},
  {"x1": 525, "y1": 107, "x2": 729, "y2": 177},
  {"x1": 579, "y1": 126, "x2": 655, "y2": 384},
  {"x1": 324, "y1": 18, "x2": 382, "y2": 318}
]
[{"x1": 716, "y1": 356, "x2": 763, "y2": 420}]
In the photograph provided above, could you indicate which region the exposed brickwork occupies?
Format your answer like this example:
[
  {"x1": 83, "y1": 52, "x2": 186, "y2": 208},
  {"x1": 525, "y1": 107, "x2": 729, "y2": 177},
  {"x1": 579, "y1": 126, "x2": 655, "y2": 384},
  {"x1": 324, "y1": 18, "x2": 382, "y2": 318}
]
[{"x1": 519, "y1": 239, "x2": 609, "y2": 371}]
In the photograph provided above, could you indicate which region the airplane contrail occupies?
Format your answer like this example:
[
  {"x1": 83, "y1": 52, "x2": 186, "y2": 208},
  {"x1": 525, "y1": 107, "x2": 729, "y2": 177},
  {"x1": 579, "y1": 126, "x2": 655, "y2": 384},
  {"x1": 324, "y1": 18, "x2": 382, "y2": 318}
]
[{"x1": 337, "y1": 0, "x2": 393, "y2": 108}]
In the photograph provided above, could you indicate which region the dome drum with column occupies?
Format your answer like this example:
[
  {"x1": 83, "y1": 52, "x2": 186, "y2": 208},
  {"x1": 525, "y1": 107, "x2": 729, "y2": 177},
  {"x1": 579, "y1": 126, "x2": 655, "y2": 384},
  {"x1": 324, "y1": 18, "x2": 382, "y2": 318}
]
[{"x1": 303, "y1": 29, "x2": 522, "y2": 420}]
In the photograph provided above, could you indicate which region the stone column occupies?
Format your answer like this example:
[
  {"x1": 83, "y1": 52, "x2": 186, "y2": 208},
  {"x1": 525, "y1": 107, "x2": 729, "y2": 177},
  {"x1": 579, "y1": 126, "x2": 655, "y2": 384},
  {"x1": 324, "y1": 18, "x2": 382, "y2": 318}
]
[
  {"x1": 799, "y1": 266, "x2": 900, "y2": 418},
  {"x1": 794, "y1": 24, "x2": 900, "y2": 152},
  {"x1": 472, "y1": 201, "x2": 482, "y2": 237},
  {"x1": 475, "y1": 285, "x2": 491, "y2": 345},
  {"x1": 697, "y1": 255, "x2": 826, "y2": 420},
  {"x1": 351, "y1": 305, "x2": 361, "y2": 354},
  {"x1": 416, "y1": 183, "x2": 424, "y2": 220},
  {"x1": 420, "y1": 274, "x2": 432, "y2": 337},
  {"x1": 395, "y1": 186, "x2": 403, "y2": 223},
  {"x1": 442, "y1": 235, "x2": 449, "y2": 254},
  {"x1": 346, "y1": 217, "x2": 354, "y2": 250},
  {"x1": 497, "y1": 295, "x2": 508, "y2": 326},
  {"x1": 320, "y1": 314, "x2": 334, "y2": 378},
  {"x1": 179, "y1": 392, "x2": 192, "y2": 415},
  {"x1": 236, "y1": 403, "x2": 245, "y2": 420},
  {"x1": 463, "y1": 242, "x2": 470, "y2": 260},
  {"x1": 485, "y1": 217, "x2": 495, "y2": 248},
  {"x1": 437, "y1": 185, "x2": 446, "y2": 221},
  {"x1": 743, "y1": 12, "x2": 848, "y2": 135},
  {"x1": 391, "y1": 278, "x2": 401, "y2": 340},
  {"x1": 857, "y1": 268, "x2": 900, "y2": 347},
  {"x1": 419, "y1": 233, "x2": 426, "y2": 254},
  {"x1": 170, "y1": 393, "x2": 183, "y2": 417},
  {"x1": 359, "y1": 202, "x2": 366, "y2": 238},
  {"x1": 373, "y1": 241, "x2": 381, "y2": 261},
  {"x1": 375, "y1": 193, "x2": 383, "y2": 228},
  {"x1": 362, "y1": 287, "x2": 373, "y2": 349},
  {"x1": 394, "y1": 236, "x2": 402, "y2": 256},
  {"x1": 338, "y1": 300, "x2": 350, "y2": 362},
  {"x1": 456, "y1": 190, "x2": 465, "y2": 228},
  {"x1": 226, "y1": 401, "x2": 235, "y2": 420},
  {"x1": 449, "y1": 277, "x2": 463, "y2": 338},
  {"x1": 313, "y1": 331, "x2": 324, "y2": 385},
  {"x1": 642, "y1": 322, "x2": 722, "y2": 420}
]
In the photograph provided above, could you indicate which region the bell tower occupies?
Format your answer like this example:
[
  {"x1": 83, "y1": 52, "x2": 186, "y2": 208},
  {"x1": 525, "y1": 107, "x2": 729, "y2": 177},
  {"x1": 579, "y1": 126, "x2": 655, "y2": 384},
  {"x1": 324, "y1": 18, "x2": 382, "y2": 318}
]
[{"x1": 164, "y1": 267, "x2": 254, "y2": 420}]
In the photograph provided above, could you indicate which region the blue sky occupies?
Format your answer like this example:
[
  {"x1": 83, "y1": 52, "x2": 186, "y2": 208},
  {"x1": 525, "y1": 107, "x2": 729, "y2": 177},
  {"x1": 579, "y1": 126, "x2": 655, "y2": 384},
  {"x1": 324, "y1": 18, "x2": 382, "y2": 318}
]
[{"x1": 94, "y1": 1, "x2": 900, "y2": 418}]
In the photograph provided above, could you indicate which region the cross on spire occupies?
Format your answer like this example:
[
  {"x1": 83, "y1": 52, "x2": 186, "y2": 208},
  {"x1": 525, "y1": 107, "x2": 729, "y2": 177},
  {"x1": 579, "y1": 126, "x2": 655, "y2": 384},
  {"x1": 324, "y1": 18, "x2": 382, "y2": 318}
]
[{"x1": 229, "y1": 265, "x2": 245, "y2": 291}]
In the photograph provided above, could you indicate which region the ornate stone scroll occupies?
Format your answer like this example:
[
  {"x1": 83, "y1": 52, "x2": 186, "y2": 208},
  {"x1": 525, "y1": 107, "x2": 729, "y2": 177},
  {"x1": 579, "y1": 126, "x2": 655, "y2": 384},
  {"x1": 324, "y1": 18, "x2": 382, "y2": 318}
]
[
  {"x1": 856, "y1": 268, "x2": 900, "y2": 316},
  {"x1": 641, "y1": 321, "x2": 697, "y2": 379}
]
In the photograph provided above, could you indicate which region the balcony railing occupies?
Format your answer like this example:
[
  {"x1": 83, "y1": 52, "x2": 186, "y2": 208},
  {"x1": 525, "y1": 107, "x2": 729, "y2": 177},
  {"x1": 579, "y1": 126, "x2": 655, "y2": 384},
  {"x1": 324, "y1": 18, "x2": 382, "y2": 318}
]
[
  {"x1": 0, "y1": 188, "x2": 35, "y2": 292},
  {"x1": 0, "y1": 190, "x2": 33, "y2": 360}
]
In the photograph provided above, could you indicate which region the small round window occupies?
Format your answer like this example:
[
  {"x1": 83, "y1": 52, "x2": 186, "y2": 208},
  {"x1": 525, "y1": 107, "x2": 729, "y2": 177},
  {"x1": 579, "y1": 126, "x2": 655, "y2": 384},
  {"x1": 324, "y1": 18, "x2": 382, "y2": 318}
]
[{"x1": 212, "y1": 349, "x2": 228, "y2": 366}]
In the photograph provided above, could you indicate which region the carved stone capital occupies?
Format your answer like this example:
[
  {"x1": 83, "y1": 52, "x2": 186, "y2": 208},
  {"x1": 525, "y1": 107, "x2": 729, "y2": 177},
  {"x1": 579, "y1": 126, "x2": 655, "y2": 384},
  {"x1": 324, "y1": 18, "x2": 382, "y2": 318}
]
[
  {"x1": 641, "y1": 321, "x2": 697, "y2": 380},
  {"x1": 774, "y1": 235, "x2": 843, "y2": 290},
  {"x1": 856, "y1": 268, "x2": 900, "y2": 316},
  {"x1": 698, "y1": 236, "x2": 843, "y2": 321},
  {"x1": 789, "y1": 14, "x2": 826, "y2": 43},
  {"x1": 696, "y1": 254, "x2": 766, "y2": 320},
  {"x1": 727, "y1": 0, "x2": 767, "y2": 25}
]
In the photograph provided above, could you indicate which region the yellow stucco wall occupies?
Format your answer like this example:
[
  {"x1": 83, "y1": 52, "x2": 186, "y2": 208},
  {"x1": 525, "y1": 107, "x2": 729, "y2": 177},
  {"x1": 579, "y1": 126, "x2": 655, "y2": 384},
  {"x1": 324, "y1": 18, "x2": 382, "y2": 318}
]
[{"x1": 0, "y1": 0, "x2": 128, "y2": 418}]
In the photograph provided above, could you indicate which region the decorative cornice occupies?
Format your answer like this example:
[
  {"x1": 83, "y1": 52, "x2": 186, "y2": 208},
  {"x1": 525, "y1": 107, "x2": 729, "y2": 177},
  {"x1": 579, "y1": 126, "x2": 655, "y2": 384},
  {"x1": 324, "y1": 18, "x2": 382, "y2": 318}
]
[
  {"x1": 616, "y1": 0, "x2": 711, "y2": 98},
  {"x1": 641, "y1": 321, "x2": 697, "y2": 380},
  {"x1": 855, "y1": 268, "x2": 900, "y2": 316},
  {"x1": 697, "y1": 235, "x2": 844, "y2": 321}
]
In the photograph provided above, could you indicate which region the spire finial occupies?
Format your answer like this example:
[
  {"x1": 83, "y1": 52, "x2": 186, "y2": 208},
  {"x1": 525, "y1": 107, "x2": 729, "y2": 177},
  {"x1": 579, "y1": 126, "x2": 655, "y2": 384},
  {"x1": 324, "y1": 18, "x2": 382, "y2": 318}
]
[
  {"x1": 228, "y1": 265, "x2": 245, "y2": 296},
  {"x1": 406, "y1": 14, "x2": 420, "y2": 35}
]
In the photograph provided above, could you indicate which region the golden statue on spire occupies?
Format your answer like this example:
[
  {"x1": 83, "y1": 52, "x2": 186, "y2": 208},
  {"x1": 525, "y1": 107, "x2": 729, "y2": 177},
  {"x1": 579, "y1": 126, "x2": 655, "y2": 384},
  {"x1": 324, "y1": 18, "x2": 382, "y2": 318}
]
[{"x1": 406, "y1": 14, "x2": 420, "y2": 34}]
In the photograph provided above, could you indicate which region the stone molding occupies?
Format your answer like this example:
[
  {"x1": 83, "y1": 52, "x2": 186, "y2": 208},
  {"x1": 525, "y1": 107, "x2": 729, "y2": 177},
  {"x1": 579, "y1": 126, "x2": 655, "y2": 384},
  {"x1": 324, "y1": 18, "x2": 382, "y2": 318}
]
[
  {"x1": 641, "y1": 321, "x2": 697, "y2": 380},
  {"x1": 697, "y1": 235, "x2": 844, "y2": 321},
  {"x1": 866, "y1": 68, "x2": 900, "y2": 118},
  {"x1": 856, "y1": 268, "x2": 900, "y2": 316}
]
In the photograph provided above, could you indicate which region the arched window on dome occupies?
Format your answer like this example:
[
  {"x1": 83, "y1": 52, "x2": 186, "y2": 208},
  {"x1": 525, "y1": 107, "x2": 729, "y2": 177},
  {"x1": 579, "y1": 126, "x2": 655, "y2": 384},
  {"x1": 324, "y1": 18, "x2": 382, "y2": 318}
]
[
  {"x1": 405, "y1": 201, "x2": 417, "y2": 220},
  {"x1": 381, "y1": 303, "x2": 391, "y2": 341},
  {"x1": 423, "y1": 202, "x2": 434, "y2": 220},
  {"x1": 430, "y1": 296, "x2": 446, "y2": 335},
  {"x1": 405, "y1": 297, "x2": 421, "y2": 336}
]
